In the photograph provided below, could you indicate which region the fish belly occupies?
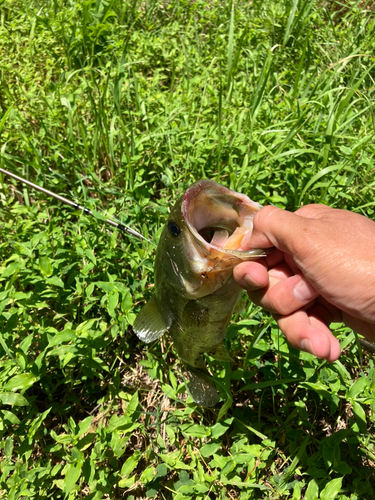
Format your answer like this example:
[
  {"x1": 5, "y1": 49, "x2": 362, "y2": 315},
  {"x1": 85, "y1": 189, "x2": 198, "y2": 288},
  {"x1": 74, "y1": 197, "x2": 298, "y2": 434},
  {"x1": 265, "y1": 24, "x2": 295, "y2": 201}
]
[{"x1": 170, "y1": 285, "x2": 241, "y2": 368}]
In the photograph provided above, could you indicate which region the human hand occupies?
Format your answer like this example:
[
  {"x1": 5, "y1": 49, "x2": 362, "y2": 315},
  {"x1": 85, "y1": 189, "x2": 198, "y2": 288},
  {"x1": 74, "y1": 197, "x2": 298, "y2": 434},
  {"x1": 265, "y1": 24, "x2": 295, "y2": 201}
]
[{"x1": 234, "y1": 204, "x2": 375, "y2": 362}]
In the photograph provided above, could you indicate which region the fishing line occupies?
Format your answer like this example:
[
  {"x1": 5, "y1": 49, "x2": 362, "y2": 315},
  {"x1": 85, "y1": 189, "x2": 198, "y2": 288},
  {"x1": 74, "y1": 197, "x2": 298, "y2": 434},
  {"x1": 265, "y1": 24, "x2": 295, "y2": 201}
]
[{"x1": 0, "y1": 167, "x2": 153, "y2": 244}]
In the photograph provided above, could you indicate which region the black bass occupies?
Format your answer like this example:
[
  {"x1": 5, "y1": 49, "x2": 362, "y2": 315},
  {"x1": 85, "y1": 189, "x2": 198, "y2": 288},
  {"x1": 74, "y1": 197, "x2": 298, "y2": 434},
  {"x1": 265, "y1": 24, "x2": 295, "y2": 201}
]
[{"x1": 133, "y1": 180, "x2": 266, "y2": 406}]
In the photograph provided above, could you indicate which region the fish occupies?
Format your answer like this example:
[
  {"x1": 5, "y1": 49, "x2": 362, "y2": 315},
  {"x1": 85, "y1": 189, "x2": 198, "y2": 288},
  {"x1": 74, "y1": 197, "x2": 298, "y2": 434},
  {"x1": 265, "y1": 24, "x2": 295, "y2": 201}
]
[{"x1": 133, "y1": 180, "x2": 267, "y2": 406}]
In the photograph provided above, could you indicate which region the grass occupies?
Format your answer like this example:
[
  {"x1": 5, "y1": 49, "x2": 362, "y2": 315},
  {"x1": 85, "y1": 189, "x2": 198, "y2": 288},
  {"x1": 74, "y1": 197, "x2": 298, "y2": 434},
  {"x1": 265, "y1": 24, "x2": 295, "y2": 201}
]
[{"x1": 1, "y1": 0, "x2": 375, "y2": 498}]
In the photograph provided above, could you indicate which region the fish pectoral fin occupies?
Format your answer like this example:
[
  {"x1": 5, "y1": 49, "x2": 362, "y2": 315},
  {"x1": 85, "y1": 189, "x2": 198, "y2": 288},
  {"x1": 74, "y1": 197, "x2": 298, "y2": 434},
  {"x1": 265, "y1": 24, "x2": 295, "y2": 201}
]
[
  {"x1": 233, "y1": 293, "x2": 247, "y2": 314},
  {"x1": 208, "y1": 343, "x2": 234, "y2": 363},
  {"x1": 133, "y1": 295, "x2": 169, "y2": 343},
  {"x1": 183, "y1": 365, "x2": 218, "y2": 407}
]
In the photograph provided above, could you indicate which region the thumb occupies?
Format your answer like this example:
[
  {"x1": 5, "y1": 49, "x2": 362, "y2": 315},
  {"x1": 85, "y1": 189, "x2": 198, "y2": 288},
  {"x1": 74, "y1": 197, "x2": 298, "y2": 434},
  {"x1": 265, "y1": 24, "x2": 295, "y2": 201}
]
[{"x1": 243, "y1": 206, "x2": 313, "y2": 255}]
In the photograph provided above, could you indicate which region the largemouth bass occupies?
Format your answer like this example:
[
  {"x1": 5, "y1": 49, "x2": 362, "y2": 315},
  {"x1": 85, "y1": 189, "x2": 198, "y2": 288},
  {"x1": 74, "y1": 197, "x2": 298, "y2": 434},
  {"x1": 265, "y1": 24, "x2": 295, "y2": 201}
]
[{"x1": 133, "y1": 180, "x2": 266, "y2": 406}]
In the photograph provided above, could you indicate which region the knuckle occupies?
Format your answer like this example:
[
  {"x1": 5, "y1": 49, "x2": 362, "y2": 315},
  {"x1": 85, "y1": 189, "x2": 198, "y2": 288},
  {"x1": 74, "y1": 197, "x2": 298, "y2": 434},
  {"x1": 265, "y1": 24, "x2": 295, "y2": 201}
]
[
  {"x1": 268, "y1": 285, "x2": 298, "y2": 316},
  {"x1": 255, "y1": 205, "x2": 282, "y2": 225}
]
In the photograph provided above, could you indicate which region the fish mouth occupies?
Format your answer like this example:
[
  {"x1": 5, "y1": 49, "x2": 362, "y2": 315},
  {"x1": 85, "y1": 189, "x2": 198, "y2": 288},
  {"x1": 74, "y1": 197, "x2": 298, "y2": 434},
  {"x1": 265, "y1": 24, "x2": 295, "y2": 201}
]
[{"x1": 183, "y1": 180, "x2": 267, "y2": 260}]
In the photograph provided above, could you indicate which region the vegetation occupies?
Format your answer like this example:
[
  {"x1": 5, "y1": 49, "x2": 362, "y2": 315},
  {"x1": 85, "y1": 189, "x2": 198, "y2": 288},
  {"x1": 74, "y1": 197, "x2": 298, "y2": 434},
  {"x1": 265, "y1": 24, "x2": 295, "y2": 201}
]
[{"x1": 1, "y1": 0, "x2": 375, "y2": 498}]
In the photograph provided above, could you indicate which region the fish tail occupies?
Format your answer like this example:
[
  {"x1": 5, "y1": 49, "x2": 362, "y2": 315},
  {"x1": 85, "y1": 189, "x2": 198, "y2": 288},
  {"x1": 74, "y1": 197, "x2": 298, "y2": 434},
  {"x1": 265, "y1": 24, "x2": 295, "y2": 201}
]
[{"x1": 183, "y1": 364, "x2": 218, "y2": 407}]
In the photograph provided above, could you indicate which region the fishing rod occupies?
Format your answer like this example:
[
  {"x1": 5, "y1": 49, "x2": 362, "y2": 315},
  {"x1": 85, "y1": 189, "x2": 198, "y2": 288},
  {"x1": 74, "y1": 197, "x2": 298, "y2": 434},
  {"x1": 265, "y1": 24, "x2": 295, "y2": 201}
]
[{"x1": 0, "y1": 167, "x2": 151, "y2": 243}]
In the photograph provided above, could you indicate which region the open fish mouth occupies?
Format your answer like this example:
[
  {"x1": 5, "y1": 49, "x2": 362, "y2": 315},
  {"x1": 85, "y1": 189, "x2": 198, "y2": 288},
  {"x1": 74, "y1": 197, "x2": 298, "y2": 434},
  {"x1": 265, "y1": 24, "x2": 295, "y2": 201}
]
[{"x1": 183, "y1": 180, "x2": 267, "y2": 259}]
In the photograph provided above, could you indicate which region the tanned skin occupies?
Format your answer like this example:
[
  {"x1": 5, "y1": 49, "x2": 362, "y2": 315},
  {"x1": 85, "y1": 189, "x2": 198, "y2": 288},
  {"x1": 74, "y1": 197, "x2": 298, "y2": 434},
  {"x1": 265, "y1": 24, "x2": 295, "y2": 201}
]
[{"x1": 234, "y1": 204, "x2": 375, "y2": 362}]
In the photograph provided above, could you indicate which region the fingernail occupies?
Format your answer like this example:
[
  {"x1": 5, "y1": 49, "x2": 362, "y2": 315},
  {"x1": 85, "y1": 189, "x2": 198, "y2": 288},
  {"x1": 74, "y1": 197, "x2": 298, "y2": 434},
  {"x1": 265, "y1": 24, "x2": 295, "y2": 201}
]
[
  {"x1": 243, "y1": 274, "x2": 263, "y2": 289},
  {"x1": 301, "y1": 339, "x2": 317, "y2": 357},
  {"x1": 293, "y1": 278, "x2": 315, "y2": 302}
]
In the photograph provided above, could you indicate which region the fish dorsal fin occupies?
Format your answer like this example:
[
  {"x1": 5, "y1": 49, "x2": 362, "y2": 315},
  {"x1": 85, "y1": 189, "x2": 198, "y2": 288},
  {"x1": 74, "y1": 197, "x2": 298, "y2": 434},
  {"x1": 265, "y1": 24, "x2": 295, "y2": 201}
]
[{"x1": 133, "y1": 295, "x2": 169, "y2": 343}]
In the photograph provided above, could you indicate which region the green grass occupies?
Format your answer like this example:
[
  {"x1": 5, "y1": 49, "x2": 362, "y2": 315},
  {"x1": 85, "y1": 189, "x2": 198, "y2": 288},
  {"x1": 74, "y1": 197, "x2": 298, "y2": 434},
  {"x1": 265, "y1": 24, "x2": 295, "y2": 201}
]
[{"x1": 1, "y1": 0, "x2": 375, "y2": 498}]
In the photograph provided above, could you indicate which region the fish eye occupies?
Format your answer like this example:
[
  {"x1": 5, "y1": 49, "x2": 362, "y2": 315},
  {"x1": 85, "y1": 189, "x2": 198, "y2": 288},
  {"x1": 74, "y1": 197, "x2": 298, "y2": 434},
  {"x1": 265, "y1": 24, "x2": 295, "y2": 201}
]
[{"x1": 168, "y1": 221, "x2": 181, "y2": 237}]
